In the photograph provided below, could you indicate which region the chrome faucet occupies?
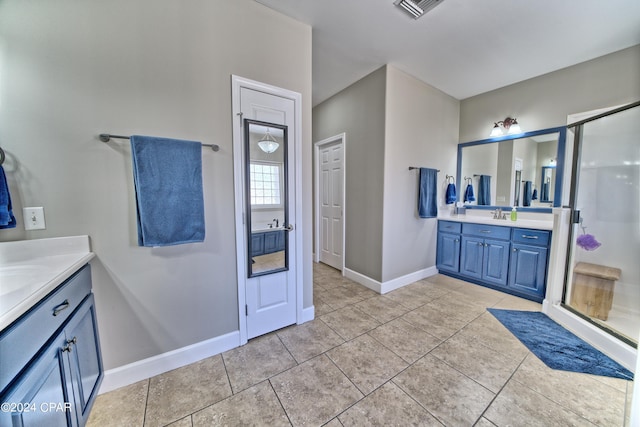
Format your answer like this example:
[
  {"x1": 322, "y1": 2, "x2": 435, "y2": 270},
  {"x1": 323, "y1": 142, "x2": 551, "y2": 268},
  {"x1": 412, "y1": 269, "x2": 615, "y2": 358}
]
[
  {"x1": 273, "y1": 218, "x2": 279, "y2": 228},
  {"x1": 491, "y1": 208, "x2": 506, "y2": 220}
]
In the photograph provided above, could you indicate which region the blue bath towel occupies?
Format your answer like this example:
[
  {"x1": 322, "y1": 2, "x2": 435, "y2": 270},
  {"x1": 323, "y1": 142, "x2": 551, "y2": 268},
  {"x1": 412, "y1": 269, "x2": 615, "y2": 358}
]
[
  {"x1": 464, "y1": 184, "x2": 475, "y2": 203},
  {"x1": 477, "y1": 175, "x2": 491, "y2": 205},
  {"x1": 523, "y1": 180, "x2": 532, "y2": 206},
  {"x1": 541, "y1": 182, "x2": 550, "y2": 202},
  {"x1": 0, "y1": 166, "x2": 16, "y2": 229},
  {"x1": 445, "y1": 183, "x2": 457, "y2": 205},
  {"x1": 418, "y1": 168, "x2": 438, "y2": 218},
  {"x1": 532, "y1": 188, "x2": 538, "y2": 201},
  {"x1": 130, "y1": 135, "x2": 205, "y2": 247}
]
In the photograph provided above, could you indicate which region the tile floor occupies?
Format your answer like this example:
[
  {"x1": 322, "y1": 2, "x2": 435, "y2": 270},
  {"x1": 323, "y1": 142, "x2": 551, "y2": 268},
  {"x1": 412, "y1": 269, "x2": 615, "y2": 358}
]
[{"x1": 87, "y1": 263, "x2": 634, "y2": 427}]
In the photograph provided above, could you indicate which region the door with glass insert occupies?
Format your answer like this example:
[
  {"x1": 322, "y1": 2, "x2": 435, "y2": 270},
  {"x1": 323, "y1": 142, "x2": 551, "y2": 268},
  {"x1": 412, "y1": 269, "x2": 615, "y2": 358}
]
[{"x1": 563, "y1": 102, "x2": 640, "y2": 345}]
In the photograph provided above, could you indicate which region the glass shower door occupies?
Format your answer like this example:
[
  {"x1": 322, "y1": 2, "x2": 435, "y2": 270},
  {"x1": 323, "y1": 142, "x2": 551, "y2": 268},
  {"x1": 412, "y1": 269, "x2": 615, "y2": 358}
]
[{"x1": 563, "y1": 102, "x2": 640, "y2": 345}]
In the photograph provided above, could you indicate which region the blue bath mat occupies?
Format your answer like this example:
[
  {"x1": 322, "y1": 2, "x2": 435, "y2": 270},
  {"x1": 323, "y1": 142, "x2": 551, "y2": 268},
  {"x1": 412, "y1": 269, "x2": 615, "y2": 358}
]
[{"x1": 488, "y1": 309, "x2": 633, "y2": 380}]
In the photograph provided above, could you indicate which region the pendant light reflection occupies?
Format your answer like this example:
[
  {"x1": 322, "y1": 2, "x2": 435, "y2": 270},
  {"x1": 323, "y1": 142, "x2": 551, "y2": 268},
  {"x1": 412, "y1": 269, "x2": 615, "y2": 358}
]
[{"x1": 258, "y1": 128, "x2": 279, "y2": 154}]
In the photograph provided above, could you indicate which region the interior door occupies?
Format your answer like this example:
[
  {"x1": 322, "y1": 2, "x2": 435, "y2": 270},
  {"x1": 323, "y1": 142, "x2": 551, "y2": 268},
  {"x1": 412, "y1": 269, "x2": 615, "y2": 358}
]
[
  {"x1": 240, "y1": 87, "x2": 297, "y2": 340},
  {"x1": 319, "y1": 141, "x2": 344, "y2": 270}
]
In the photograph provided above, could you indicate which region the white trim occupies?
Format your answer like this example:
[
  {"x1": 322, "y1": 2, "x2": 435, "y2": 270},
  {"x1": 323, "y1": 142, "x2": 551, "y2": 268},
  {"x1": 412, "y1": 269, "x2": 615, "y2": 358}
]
[
  {"x1": 300, "y1": 305, "x2": 315, "y2": 324},
  {"x1": 231, "y1": 75, "x2": 303, "y2": 345},
  {"x1": 344, "y1": 266, "x2": 438, "y2": 294},
  {"x1": 314, "y1": 134, "x2": 346, "y2": 273},
  {"x1": 544, "y1": 302, "x2": 636, "y2": 371},
  {"x1": 98, "y1": 331, "x2": 240, "y2": 394}
]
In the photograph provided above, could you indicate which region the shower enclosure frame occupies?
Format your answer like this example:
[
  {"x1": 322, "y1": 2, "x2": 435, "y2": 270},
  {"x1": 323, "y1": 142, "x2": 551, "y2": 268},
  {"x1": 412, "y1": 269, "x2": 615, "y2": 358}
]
[{"x1": 562, "y1": 100, "x2": 640, "y2": 349}]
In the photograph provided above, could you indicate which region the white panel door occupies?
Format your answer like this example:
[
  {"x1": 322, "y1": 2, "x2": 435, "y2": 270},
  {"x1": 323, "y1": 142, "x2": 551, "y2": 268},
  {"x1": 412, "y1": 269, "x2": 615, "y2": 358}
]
[
  {"x1": 319, "y1": 142, "x2": 343, "y2": 270},
  {"x1": 240, "y1": 87, "x2": 297, "y2": 339}
]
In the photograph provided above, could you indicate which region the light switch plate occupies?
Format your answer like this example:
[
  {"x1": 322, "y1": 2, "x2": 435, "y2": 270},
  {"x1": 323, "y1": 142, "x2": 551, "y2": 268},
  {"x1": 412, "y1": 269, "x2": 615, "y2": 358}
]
[{"x1": 23, "y1": 207, "x2": 46, "y2": 230}]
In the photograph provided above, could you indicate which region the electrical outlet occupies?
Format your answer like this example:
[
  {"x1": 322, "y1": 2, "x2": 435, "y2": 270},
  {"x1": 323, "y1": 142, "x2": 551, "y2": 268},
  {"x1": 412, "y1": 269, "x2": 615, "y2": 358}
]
[{"x1": 23, "y1": 207, "x2": 46, "y2": 230}]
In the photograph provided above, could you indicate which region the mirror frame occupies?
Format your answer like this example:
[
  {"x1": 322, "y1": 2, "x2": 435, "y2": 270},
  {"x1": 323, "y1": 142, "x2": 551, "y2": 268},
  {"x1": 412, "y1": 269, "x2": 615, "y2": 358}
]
[
  {"x1": 244, "y1": 118, "x2": 289, "y2": 278},
  {"x1": 456, "y1": 126, "x2": 567, "y2": 212}
]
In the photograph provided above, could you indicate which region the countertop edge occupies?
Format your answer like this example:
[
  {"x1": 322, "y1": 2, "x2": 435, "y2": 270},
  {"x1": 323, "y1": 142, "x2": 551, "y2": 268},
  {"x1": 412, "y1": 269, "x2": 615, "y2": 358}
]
[
  {"x1": 436, "y1": 215, "x2": 553, "y2": 230},
  {"x1": 0, "y1": 253, "x2": 95, "y2": 331}
]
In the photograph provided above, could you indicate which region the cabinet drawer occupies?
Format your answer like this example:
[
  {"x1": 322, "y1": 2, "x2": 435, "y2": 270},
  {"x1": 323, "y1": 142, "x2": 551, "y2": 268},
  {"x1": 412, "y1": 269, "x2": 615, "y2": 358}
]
[
  {"x1": 0, "y1": 264, "x2": 92, "y2": 394},
  {"x1": 438, "y1": 221, "x2": 462, "y2": 234},
  {"x1": 511, "y1": 228, "x2": 550, "y2": 246},
  {"x1": 461, "y1": 223, "x2": 511, "y2": 240}
]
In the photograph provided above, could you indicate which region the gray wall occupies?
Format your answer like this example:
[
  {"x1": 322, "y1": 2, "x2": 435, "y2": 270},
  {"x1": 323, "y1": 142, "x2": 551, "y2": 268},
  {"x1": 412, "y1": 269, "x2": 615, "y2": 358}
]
[
  {"x1": 382, "y1": 66, "x2": 459, "y2": 282},
  {"x1": 460, "y1": 45, "x2": 640, "y2": 142},
  {"x1": 313, "y1": 66, "x2": 459, "y2": 283},
  {"x1": 313, "y1": 67, "x2": 387, "y2": 282},
  {"x1": 0, "y1": 0, "x2": 312, "y2": 370}
]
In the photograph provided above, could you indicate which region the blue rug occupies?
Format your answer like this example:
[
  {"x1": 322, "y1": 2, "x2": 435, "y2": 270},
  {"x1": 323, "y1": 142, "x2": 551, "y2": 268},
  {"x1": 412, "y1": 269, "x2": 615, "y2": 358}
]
[{"x1": 488, "y1": 309, "x2": 633, "y2": 380}]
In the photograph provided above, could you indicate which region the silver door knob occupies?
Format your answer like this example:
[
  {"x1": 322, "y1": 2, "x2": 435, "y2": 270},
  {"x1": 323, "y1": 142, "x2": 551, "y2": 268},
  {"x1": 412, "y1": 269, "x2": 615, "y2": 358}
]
[{"x1": 285, "y1": 224, "x2": 294, "y2": 232}]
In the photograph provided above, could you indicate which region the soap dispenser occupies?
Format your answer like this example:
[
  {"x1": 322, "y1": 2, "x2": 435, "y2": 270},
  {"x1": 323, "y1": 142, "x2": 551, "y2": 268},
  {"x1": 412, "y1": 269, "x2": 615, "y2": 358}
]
[{"x1": 510, "y1": 206, "x2": 517, "y2": 221}]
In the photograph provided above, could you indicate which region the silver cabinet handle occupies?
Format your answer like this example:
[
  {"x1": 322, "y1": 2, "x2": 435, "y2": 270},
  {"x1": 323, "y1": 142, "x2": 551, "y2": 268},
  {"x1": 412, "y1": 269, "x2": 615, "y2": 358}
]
[
  {"x1": 480, "y1": 230, "x2": 491, "y2": 233},
  {"x1": 52, "y1": 300, "x2": 70, "y2": 316},
  {"x1": 513, "y1": 248, "x2": 518, "y2": 252},
  {"x1": 62, "y1": 336, "x2": 77, "y2": 353},
  {"x1": 522, "y1": 235, "x2": 538, "y2": 239}
]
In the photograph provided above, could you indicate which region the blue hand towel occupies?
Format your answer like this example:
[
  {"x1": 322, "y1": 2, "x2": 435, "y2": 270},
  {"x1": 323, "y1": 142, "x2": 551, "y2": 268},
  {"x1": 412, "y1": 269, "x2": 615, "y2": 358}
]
[
  {"x1": 0, "y1": 166, "x2": 17, "y2": 229},
  {"x1": 418, "y1": 168, "x2": 438, "y2": 218},
  {"x1": 130, "y1": 135, "x2": 205, "y2": 247},
  {"x1": 464, "y1": 184, "x2": 475, "y2": 202},
  {"x1": 523, "y1": 181, "x2": 532, "y2": 207},
  {"x1": 478, "y1": 175, "x2": 491, "y2": 206},
  {"x1": 532, "y1": 188, "x2": 538, "y2": 200},
  {"x1": 445, "y1": 183, "x2": 457, "y2": 205}
]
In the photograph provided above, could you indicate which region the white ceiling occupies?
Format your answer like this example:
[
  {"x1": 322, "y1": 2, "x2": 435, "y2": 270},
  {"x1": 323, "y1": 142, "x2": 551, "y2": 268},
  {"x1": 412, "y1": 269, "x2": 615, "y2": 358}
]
[{"x1": 255, "y1": 0, "x2": 640, "y2": 106}]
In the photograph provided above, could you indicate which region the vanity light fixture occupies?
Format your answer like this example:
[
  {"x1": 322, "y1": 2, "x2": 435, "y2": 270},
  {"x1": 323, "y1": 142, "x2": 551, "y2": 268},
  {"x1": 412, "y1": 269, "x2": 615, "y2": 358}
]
[
  {"x1": 490, "y1": 117, "x2": 522, "y2": 137},
  {"x1": 257, "y1": 129, "x2": 279, "y2": 154}
]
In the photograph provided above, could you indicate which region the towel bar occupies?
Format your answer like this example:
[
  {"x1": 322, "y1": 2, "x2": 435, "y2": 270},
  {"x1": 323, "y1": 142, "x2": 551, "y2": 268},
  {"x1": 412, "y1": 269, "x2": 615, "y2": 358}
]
[
  {"x1": 99, "y1": 133, "x2": 220, "y2": 152},
  {"x1": 408, "y1": 166, "x2": 440, "y2": 172}
]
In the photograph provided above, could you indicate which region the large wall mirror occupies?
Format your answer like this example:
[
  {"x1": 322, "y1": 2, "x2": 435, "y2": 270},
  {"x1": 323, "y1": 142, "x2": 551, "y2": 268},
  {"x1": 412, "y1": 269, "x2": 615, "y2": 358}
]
[
  {"x1": 457, "y1": 127, "x2": 566, "y2": 211},
  {"x1": 244, "y1": 119, "x2": 289, "y2": 277}
]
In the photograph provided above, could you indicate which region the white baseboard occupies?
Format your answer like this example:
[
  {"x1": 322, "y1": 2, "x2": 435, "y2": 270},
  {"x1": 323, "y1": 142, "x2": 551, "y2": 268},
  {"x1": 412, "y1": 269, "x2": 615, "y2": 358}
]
[
  {"x1": 344, "y1": 266, "x2": 438, "y2": 294},
  {"x1": 99, "y1": 331, "x2": 240, "y2": 394},
  {"x1": 544, "y1": 301, "x2": 637, "y2": 371},
  {"x1": 300, "y1": 305, "x2": 315, "y2": 323}
]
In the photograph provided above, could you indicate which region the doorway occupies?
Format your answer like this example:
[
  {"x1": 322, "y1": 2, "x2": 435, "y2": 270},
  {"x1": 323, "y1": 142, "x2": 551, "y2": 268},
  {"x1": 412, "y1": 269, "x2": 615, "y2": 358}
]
[
  {"x1": 232, "y1": 76, "x2": 303, "y2": 344},
  {"x1": 314, "y1": 134, "x2": 345, "y2": 272}
]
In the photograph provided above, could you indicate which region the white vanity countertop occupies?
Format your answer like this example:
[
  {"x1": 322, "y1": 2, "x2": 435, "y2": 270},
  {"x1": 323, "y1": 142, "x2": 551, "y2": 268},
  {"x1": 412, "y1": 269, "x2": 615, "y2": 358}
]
[
  {"x1": 0, "y1": 236, "x2": 94, "y2": 330},
  {"x1": 437, "y1": 213, "x2": 553, "y2": 230}
]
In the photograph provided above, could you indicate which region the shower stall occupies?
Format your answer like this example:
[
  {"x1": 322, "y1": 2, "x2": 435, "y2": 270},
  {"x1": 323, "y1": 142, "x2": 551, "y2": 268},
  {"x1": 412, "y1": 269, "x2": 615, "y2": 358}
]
[{"x1": 563, "y1": 101, "x2": 640, "y2": 347}]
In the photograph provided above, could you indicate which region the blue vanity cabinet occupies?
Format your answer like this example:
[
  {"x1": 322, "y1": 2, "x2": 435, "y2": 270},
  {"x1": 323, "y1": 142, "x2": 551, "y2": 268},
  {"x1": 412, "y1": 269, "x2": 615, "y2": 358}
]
[
  {"x1": 0, "y1": 264, "x2": 103, "y2": 427},
  {"x1": 252, "y1": 230, "x2": 285, "y2": 257},
  {"x1": 460, "y1": 225, "x2": 511, "y2": 287},
  {"x1": 0, "y1": 332, "x2": 71, "y2": 427},
  {"x1": 436, "y1": 221, "x2": 461, "y2": 273},
  {"x1": 508, "y1": 228, "x2": 551, "y2": 300},
  {"x1": 251, "y1": 233, "x2": 265, "y2": 256}
]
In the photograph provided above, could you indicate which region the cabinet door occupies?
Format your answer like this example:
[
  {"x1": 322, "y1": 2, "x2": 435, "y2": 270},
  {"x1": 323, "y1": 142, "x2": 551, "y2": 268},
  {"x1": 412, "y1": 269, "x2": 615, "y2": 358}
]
[
  {"x1": 276, "y1": 230, "x2": 285, "y2": 252},
  {"x1": 509, "y1": 243, "x2": 548, "y2": 298},
  {"x1": 436, "y1": 232, "x2": 460, "y2": 273},
  {"x1": 0, "y1": 334, "x2": 73, "y2": 427},
  {"x1": 460, "y1": 236, "x2": 484, "y2": 279},
  {"x1": 64, "y1": 295, "x2": 103, "y2": 427},
  {"x1": 250, "y1": 233, "x2": 264, "y2": 256},
  {"x1": 482, "y1": 239, "x2": 510, "y2": 287},
  {"x1": 263, "y1": 231, "x2": 279, "y2": 254}
]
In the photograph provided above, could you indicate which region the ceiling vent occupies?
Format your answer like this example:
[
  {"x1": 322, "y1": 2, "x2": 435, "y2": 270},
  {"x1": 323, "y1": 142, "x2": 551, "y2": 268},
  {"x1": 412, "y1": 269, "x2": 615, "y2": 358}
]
[{"x1": 394, "y1": 0, "x2": 444, "y2": 19}]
